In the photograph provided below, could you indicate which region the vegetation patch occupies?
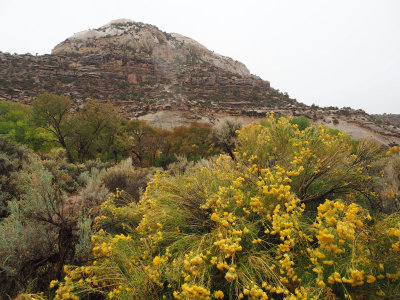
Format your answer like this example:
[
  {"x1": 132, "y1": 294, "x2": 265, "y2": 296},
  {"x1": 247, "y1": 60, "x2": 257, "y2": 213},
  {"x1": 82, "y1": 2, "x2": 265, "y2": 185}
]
[{"x1": 44, "y1": 114, "x2": 400, "y2": 299}]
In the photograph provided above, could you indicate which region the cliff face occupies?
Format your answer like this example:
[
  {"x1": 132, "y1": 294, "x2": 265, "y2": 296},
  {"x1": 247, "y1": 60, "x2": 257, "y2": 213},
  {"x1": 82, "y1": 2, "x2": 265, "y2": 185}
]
[
  {"x1": 0, "y1": 51, "x2": 275, "y2": 116},
  {"x1": 0, "y1": 20, "x2": 400, "y2": 146}
]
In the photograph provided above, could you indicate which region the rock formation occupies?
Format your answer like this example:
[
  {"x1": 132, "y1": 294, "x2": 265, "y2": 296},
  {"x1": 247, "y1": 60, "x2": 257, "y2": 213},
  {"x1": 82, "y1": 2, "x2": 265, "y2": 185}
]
[
  {"x1": 52, "y1": 19, "x2": 250, "y2": 77},
  {"x1": 0, "y1": 19, "x2": 399, "y2": 146}
]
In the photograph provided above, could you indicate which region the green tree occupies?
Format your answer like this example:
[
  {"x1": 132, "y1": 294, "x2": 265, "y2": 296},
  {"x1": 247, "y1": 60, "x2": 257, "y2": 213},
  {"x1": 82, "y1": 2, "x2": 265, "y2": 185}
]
[
  {"x1": 125, "y1": 120, "x2": 160, "y2": 167},
  {"x1": 31, "y1": 93, "x2": 74, "y2": 161},
  {"x1": 69, "y1": 100, "x2": 121, "y2": 161},
  {"x1": 165, "y1": 122, "x2": 214, "y2": 161},
  {"x1": 0, "y1": 101, "x2": 52, "y2": 150}
]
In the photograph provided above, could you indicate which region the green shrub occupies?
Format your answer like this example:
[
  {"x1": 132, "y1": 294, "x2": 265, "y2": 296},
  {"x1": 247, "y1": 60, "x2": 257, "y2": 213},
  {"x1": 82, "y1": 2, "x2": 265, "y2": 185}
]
[
  {"x1": 80, "y1": 167, "x2": 109, "y2": 208},
  {"x1": 290, "y1": 116, "x2": 311, "y2": 131},
  {"x1": 154, "y1": 153, "x2": 177, "y2": 169}
]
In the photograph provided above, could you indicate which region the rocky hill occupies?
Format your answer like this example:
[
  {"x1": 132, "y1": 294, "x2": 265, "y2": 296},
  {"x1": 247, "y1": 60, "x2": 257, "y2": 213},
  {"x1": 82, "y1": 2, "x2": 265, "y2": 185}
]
[
  {"x1": 1, "y1": 19, "x2": 400, "y2": 146},
  {"x1": 373, "y1": 114, "x2": 400, "y2": 128}
]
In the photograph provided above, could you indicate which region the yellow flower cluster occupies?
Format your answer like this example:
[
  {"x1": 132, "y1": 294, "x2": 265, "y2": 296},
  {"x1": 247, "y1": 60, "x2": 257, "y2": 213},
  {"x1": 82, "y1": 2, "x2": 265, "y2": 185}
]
[
  {"x1": 240, "y1": 284, "x2": 269, "y2": 299},
  {"x1": 173, "y1": 284, "x2": 211, "y2": 300},
  {"x1": 389, "y1": 222, "x2": 400, "y2": 252},
  {"x1": 214, "y1": 290, "x2": 224, "y2": 299},
  {"x1": 308, "y1": 199, "x2": 377, "y2": 288},
  {"x1": 386, "y1": 145, "x2": 400, "y2": 156}
]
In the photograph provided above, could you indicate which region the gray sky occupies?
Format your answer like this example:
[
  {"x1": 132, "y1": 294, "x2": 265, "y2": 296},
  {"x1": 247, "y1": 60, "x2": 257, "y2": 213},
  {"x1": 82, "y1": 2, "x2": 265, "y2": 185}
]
[{"x1": 1, "y1": 0, "x2": 399, "y2": 114}]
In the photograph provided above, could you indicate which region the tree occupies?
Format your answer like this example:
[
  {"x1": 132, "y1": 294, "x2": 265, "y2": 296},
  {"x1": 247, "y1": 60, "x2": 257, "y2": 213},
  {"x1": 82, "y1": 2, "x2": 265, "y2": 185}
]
[
  {"x1": 0, "y1": 101, "x2": 52, "y2": 151},
  {"x1": 125, "y1": 120, "x2": 160, "y2": 167},
  {"x1": 69, "y1": 100, "x2": 121, "y2": 162},
  {"x1": 163, "y1": 123, "x2": 214, "y2": 160},
  {"x1": 32, "y1": 93, "x2": 74, "y2": 162}
]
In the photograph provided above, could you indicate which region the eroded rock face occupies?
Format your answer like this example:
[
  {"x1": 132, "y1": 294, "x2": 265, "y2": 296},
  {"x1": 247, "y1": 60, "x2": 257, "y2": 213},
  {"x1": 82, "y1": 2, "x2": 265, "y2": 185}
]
[
  {"x1": 52, "y1": 19, "x2": 250, "y2": 77},
  {"x1": 0, "y1": 51, "x2": 275, "y2": 113}
]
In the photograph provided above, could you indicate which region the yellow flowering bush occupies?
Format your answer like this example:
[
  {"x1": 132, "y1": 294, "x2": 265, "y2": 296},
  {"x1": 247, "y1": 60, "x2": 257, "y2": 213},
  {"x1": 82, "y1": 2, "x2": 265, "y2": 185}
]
[
  {"x1": 235, "y1": 113, "x2": 374, "y2": 205},
  {"x1": 307, "y1": 200, "x2": 376, "y2": 291},
  {"x1": 52, "y1": 115, "x2": 400, "y2": 299}
]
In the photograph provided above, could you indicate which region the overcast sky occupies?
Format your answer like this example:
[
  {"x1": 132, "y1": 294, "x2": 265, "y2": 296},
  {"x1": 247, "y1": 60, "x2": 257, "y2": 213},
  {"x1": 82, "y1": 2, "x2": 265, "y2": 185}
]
[{"x1": 0, "y1": 0, "x2": 399, "y2": 114}]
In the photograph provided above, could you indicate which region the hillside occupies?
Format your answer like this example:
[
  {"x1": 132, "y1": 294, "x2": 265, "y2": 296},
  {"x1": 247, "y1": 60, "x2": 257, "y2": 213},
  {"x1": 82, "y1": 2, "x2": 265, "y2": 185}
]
[
  {"x1": 373, "y1": 114, "x2": 400, "y2": 128},
  {"x1": 0, "y1": 19, "x2": 399, "y2": 146}
]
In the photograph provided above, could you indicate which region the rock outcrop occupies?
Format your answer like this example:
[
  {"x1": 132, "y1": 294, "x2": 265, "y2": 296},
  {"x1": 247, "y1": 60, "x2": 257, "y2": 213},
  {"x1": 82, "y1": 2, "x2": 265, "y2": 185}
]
[{"x1": 52, "y1": 19, "x2": 250, "y2": 77}]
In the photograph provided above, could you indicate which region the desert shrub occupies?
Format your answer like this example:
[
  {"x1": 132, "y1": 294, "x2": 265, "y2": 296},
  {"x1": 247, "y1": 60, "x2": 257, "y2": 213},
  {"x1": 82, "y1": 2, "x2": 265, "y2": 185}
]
[
  {"x1": 0, "y1": 139, "x2": 97, "y2": 297},
  {"x1": 166, "y1": 155, "x2": 196, "y2": 176},
  {"x1": 49, "y1": 115, "x2": 400, "y2": 299},
  {"x1": 0, "y1": 136, "x2": 35, "y2": 218},
  {"x1": 79, "y1": 167, "x2": 109, "y2": 208},
  {"x1": 41, "y1": 149, "x2": 77, "y2": 187},
  {"x1": 0, "y1": 163, "x2": 89, "y2": 298},
  {"x1": 209, "y1": 117, "x2": 242, "y2": 158},
  {"x1": 41, "y1": 152, "x2": 113, "y2": 194},
  {"x1": 73, "y1": 215, "x2": 94, "y2": 262},
  {"x1": 237, "y1": 114, "x2": 374, "y2": 209},
  {"x1": 82, "y1": 158, "x2": 113, "y2": 172},
  {"x1": 41, "y1": 149, "x2": 82, "y2": 193},
  {"x1": 166, "y1": 156, "x2": 216, "y2": 176},
  {"x1": 355, "y1": 139, "x2": 382, "y2": 165},
  {"x1": 101, "y1": 158, "x2": 153, "y2": 202}
]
